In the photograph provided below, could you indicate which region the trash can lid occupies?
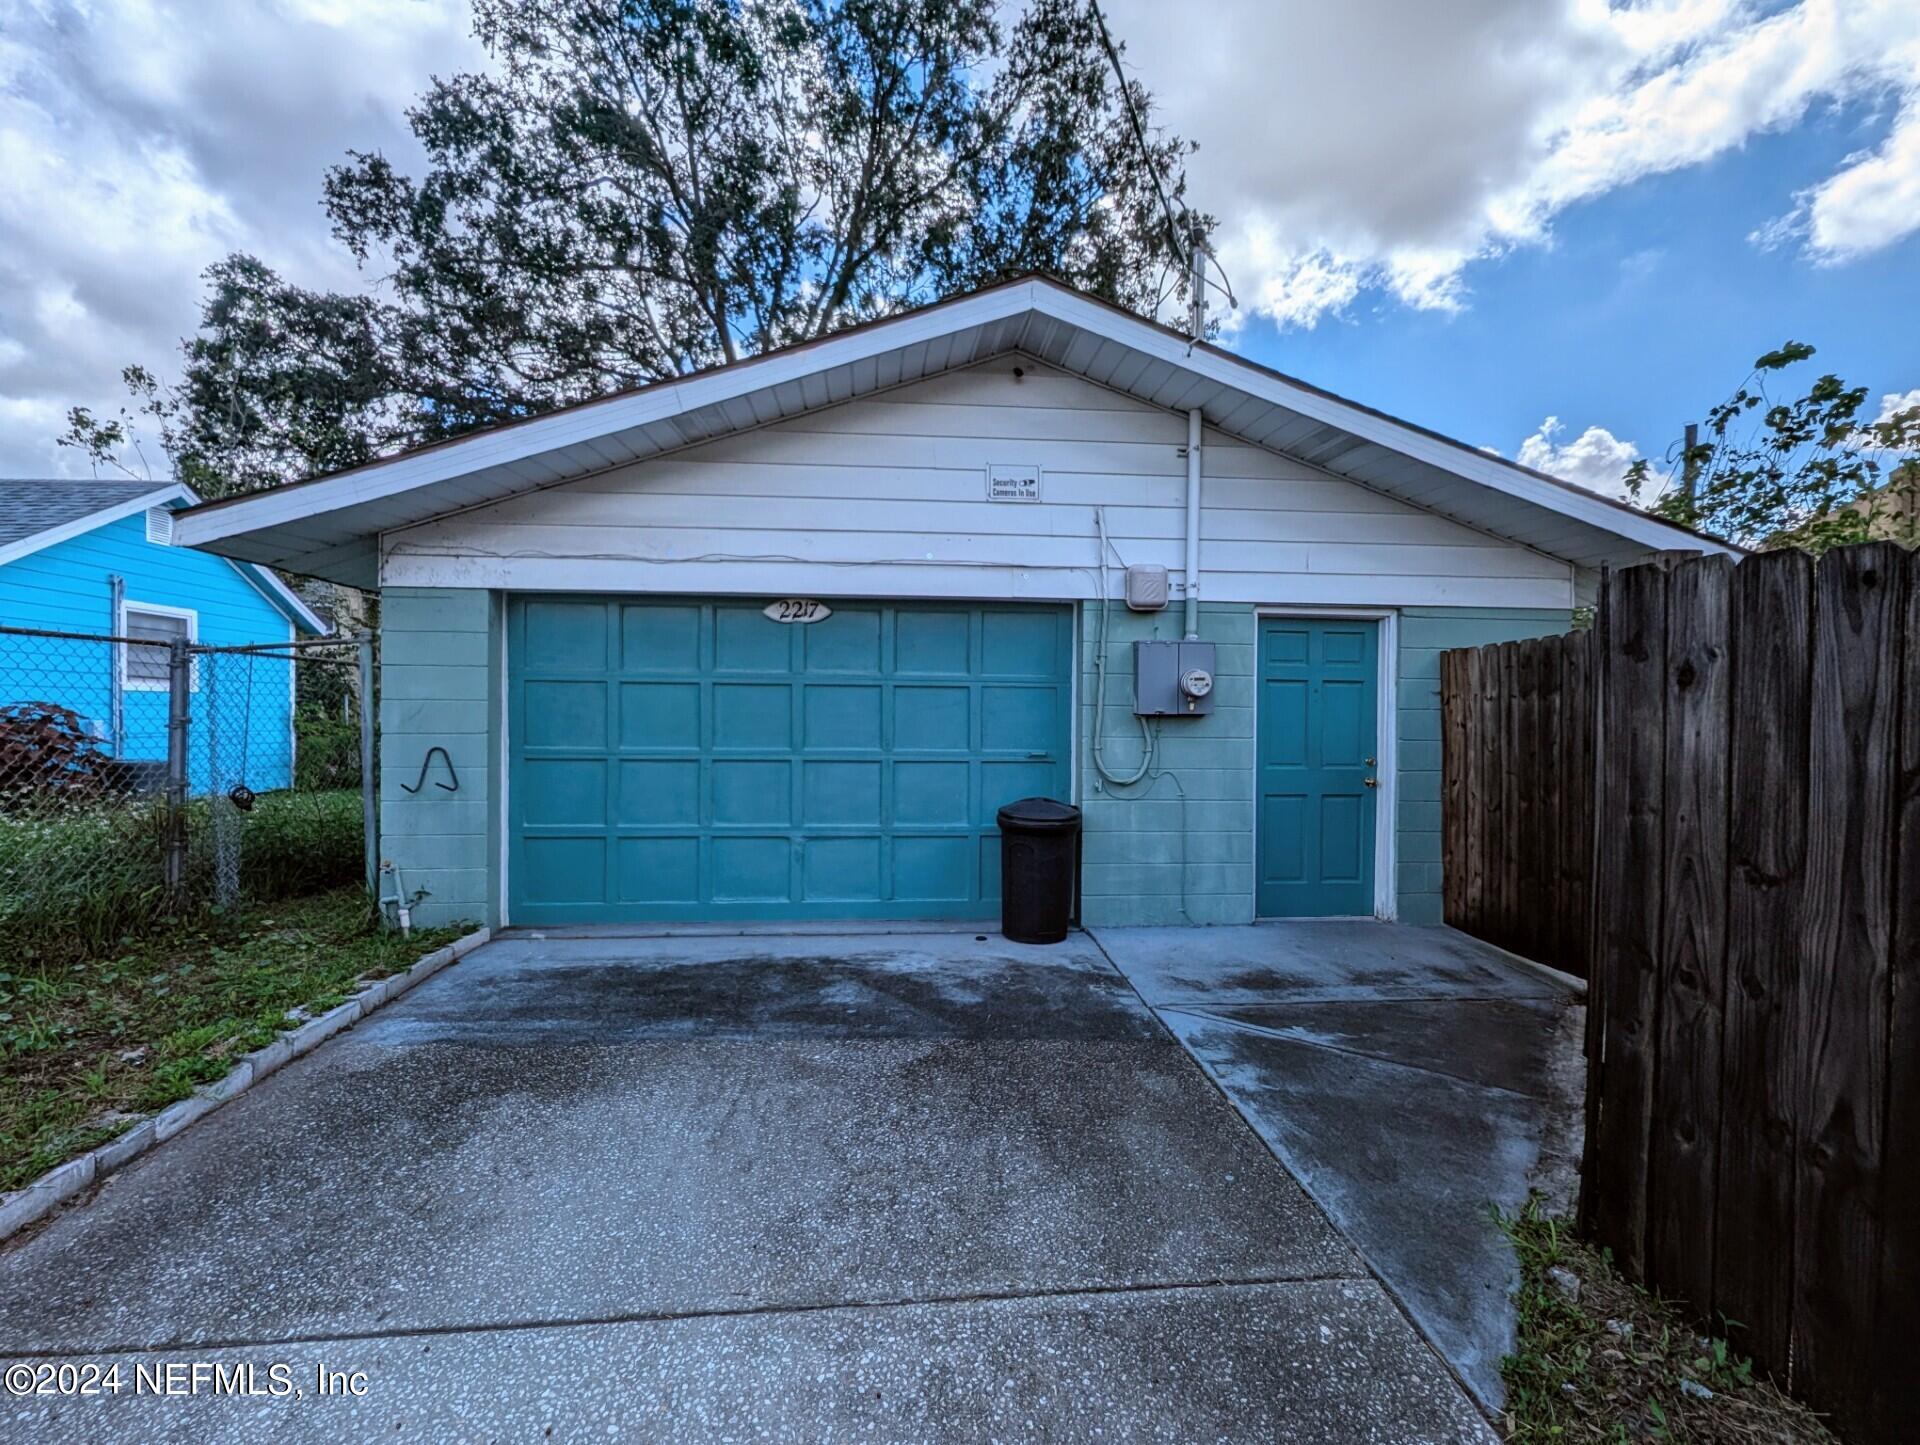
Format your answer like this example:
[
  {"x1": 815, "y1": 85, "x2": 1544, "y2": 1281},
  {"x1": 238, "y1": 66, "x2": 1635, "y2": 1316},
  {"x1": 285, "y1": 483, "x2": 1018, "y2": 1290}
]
[{"x1": 996, "y1": 796, "x2": 1081, "y2": 831}]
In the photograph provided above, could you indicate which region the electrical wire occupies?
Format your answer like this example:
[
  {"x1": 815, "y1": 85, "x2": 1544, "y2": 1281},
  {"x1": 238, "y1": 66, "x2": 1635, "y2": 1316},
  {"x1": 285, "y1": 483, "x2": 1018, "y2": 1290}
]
[
  {"x1": 1088, "y1": 0, "x2": 1188, "y2": 270},
  {"x1": 1090, "y1": 507, "x2": 1155, "y2": 788}
]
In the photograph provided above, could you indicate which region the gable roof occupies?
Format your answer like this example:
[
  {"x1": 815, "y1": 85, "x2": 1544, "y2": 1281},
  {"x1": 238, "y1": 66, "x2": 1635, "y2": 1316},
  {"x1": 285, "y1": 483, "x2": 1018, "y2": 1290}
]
[
  {"x1": 0, "y1": 477, "x2": 328, "y2": 634},
  {"x1": 174, "y1": 274, "x2": 1738, "y2": 587}
]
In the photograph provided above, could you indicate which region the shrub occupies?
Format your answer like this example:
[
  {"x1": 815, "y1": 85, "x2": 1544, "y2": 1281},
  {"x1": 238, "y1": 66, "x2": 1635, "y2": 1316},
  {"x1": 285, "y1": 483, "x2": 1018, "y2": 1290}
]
[
  {"x1": 0, "y1": 789, "x2": 364, "y2": 962},
  {"x1": 293, "y1": 705, "x2": 361, "y2": 792}
]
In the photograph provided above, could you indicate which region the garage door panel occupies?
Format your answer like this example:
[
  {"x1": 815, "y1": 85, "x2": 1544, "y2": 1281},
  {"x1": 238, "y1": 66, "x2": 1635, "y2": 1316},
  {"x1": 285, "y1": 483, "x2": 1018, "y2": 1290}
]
[
  {"x1": 714, "y1": 605, "x2": 788, "y2": 670},
  {"x1": 894, "y1": 610, "x2": 969, "y2": 674},
  {"x1": 524, "y1": 600, "x2": 608, "y2": 669},
  {"x1": 802, "y1": 685, "x2": 881, "y2": 749},
  {"x1": 620, "y1": 760, "x2": 699, "y2": 826},
  {"x1": 522, "y1": 681, "x2": 607, "y2": 749},
  {"x1": 618, "y1": 837, "x2": 700, "y2": 903},
  {"x1": 621, "y1": 683, "x2": 700, "y2": 749},
  {"x1": 711, "y1": 837, "x2": 790, "y2": 901},
  {"x1": 803, "y1": 761, "x2": 881, "y2": 825},
  {"x1": 982, "y1": 685, "x2": 1061, "y2": 751},
  {"x1": 522, "y1": 759, "x2": 606, "y2": 825},
  {"x1": 894, "y1": 685, "x2": 970, "y2": 750},
  {"x1": 803, "y1": 609, "x2": 881, "y2": 672},
  {"x1": 708, "y1": 759, "x2": 789, "y2": 826},
  {"x1": 713, "y1": 683, "x2": 791, "y2": 749},
  {"x1": 982, "y1": 610, "x2": 1064, "y2": 677},
  {"x1": 894, "y1": 760, "x2": 970, "y2": 824},
  {"x1": 895, "y1": 835, "x2": 972, "y2": 901},
  {"x1": 982, "y1": 758, "x2": 1054, "y2": 811},
  {"x1": 511, "y1": 597, "x2": 1071, "y2": 922},
  {"x1": 620, "y1": 604, "x2": 701, "y2": 670},
  {"x1": 523, "y1": 836, "x2": 606, "y2": 903},
  {"x1": 804, "y1": 837, "x2": 881, "y2": 901}
]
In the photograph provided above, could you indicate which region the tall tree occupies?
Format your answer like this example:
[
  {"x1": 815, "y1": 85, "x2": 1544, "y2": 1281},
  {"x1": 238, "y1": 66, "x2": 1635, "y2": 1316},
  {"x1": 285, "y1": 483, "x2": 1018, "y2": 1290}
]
[
  {"x1": 1626, "y1": 342, "x2": 1920, "y2": 552},
  {"x1": 63, "y1": 0, "x2": 1204, "y2": 495}
]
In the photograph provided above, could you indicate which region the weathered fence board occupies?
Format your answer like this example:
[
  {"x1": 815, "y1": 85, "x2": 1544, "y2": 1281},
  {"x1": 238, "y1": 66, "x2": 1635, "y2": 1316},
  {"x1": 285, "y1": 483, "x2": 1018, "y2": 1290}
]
[
  {"x1": 1714, "y1": 547, "x2": 1812, "y2": 1371},
  {"x1": 1881, "y1": 556, "x2": 1920, "y2": 1437},
  {"x1": 1439, "y1": 541, "x2": 1917, "y2": 1442},
  {"x1": 1649, "y1": 555, "x2": 1731, "y2": 1313},
  {"x1": 1589, "y1": 562, "x2": 1670, "y2": 1278},
  {"x1": 1792, "y1": 544, "x2": 1902, "y2": 1425}
]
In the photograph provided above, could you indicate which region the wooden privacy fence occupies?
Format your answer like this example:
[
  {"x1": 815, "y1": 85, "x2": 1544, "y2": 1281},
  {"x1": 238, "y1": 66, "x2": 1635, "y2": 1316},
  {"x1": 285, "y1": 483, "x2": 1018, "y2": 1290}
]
[
  {"x1": 1440, "y1": 542, "x2": 1919, "y2": 1444},
  {"x1": 1440, "y1": 630, "x2": 1594, "y2": 979}
]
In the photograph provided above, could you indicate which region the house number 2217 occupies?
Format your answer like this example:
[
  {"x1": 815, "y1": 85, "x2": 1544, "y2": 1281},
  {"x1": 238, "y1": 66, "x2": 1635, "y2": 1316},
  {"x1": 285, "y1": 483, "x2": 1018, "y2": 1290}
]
[{"x1": 764, "y1": 599, "x2": 832, "y2": 624}]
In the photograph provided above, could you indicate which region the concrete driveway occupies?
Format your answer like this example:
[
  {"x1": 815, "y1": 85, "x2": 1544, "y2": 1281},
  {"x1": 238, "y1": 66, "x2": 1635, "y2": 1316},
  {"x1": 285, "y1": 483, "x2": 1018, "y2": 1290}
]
[
  {"x1": 1093, "y1": 922, "x2": 1586, "y2": 1410},
  {"x1": 1, "y1": 929, "x2": 1493, "y2": 1443}
]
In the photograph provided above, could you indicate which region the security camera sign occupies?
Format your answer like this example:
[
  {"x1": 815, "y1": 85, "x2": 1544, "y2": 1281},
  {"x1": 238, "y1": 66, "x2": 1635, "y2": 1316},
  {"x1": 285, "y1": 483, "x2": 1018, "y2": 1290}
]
[{"x1": 987, "y1": 464, "x2": 1042, "y2": 502}]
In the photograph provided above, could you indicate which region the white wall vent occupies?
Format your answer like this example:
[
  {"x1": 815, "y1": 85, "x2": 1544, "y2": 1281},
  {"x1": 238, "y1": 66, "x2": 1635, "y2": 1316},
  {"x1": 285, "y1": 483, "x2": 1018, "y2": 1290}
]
[{"x1": 145, "y1": 507, "x2": 174, "y2": 545}]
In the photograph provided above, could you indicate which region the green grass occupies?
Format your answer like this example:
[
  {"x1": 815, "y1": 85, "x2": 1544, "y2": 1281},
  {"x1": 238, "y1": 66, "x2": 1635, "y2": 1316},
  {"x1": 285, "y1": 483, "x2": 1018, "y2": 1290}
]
[
  {"x1": 1500, "y1": 1200, "x2": 1834, "y2": 1444},
  {"x1": 0, "y1": 887, "x2": 464, "y2": 1193},
  {"x1": 0, "y1": 788, "x2": 364, "y2": 963}
]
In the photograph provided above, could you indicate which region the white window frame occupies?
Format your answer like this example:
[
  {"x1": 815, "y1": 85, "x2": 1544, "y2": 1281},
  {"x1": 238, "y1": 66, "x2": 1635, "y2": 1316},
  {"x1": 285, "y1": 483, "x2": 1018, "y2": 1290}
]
[{"x1": 119, "y1": 600, "x2": 199, "y2": 692}]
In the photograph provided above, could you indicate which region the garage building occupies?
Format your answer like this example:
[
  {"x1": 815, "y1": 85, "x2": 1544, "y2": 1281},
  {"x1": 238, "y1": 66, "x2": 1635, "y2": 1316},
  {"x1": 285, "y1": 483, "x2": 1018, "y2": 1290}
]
[{"x1": 176, "y1": 277, "x2": 1729, "y2": 930}]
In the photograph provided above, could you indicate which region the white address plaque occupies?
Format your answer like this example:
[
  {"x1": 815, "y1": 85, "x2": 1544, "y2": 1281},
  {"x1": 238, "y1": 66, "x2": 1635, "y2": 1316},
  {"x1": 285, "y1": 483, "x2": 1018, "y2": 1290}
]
[{"x1": 764, "y1": 599, "x2": 832, "y2": 624}]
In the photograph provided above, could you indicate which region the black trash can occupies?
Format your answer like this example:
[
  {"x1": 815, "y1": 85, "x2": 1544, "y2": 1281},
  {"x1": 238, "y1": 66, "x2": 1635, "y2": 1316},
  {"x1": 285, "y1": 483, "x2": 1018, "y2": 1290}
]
[{"x1": 996, "y1": 797, "x2": 1081, "y2": 945}]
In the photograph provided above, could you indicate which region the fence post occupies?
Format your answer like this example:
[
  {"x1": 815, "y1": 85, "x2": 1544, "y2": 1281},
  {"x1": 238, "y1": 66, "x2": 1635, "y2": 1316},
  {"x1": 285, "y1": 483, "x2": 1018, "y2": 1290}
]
[
  {"x1": 164, "y1": 636, "x2": 191, "y2": 902},
  {"x1": 357, "y1": 631, "x2": 377, "y2": 899}
]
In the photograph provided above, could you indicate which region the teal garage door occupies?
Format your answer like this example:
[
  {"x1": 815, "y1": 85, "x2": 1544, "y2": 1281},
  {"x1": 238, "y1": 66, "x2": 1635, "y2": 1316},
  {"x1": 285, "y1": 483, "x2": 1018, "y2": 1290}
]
[
  {"x1": 508, "y1": 597, "x2": 1074, "y2": 923},
  {"x1": 1256, "y1": 618, "x2": 1380, "y2": 918}
]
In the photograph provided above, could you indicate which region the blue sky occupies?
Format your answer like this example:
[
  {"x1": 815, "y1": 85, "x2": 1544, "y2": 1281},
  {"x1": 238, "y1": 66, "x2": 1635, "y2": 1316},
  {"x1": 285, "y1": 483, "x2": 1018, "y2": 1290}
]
[
  {"x1": 2, "y1": 1, "x2": 1916, "y2": 494},
  {"x1": 1233, "y1": 96, "x2": 1920, "y2": 495}
]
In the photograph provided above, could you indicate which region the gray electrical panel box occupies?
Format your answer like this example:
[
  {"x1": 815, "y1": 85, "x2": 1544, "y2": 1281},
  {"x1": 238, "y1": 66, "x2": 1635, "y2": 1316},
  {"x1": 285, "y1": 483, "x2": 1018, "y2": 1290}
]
[{"x1": 1134, "y1": 640, "x2": 1216, "y2": 717}]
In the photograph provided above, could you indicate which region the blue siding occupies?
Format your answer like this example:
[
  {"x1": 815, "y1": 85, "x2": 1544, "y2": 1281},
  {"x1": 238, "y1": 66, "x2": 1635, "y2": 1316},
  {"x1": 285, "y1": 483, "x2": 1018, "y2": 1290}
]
[{"x1": 0, "y1": 512, "x2": 299, "y2": 793}]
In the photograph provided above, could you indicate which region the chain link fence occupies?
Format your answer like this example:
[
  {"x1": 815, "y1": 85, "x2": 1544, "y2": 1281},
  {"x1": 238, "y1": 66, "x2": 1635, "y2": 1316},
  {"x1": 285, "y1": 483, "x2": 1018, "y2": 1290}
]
[{"x1": 0, "y1": 624, "x2": 375, "y2": 960}]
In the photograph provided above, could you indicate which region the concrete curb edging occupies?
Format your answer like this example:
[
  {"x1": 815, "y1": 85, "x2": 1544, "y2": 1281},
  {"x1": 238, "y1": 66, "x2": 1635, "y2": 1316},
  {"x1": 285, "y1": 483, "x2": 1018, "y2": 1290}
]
[{"x1": 0, "y1": 925, "x2": 491, "y2": 1246}]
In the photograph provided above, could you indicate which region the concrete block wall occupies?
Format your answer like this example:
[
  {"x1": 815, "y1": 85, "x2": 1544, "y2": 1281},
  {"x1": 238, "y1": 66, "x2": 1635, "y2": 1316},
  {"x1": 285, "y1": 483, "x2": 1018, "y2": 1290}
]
[
  {"x1": 1393, "y1": 606, "x2": 1574, "y2": 923},
  {"x1": 1078, "y1": 602, "x2": 1257, "y2": 926},
  {"x1": 379, "y1": 587, "x2": 495, "y2": 929}
]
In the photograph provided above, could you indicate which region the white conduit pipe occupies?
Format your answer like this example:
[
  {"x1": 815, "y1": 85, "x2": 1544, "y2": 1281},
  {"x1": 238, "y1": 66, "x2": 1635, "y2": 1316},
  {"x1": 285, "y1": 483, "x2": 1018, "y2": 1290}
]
[
  {"x1": 1184, "y1": 407, "x2": 1202, "y2": 640},
  {"x1": 1091, "y1": 507, "x2": 1155, "y2": 788}
]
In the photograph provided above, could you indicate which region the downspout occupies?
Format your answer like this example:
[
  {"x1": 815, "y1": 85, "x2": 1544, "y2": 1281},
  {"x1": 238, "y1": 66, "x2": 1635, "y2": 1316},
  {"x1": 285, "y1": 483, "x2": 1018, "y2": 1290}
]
[
  {"x1": 1184, "y1": 408, "x2": 1201, "y2": 640},
  {"x1": 1184, "y1": 224, "x2": 1207, "y2": 641},
  {"x1": 107, "y1": 573, "x2": 124, "y2": 754}
]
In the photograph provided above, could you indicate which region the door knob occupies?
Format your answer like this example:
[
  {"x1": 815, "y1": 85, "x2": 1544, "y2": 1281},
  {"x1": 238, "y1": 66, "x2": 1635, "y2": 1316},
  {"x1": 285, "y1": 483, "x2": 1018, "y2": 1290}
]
[{"x1": 1363, "y1": 777, "x2": 1379, "y2": 788}]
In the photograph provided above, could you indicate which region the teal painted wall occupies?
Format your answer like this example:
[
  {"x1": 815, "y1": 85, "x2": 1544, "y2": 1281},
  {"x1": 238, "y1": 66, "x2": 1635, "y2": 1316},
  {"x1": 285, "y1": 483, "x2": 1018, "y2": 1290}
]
[
  {"x1": 1077, "y1": 600, "x2": 1571, "y2": 928},
  {"x1": 379, "y1": 587, "x2": 494, "y2": 929},
  {"x1": 376, "y1": 590, "x2": 1570, "y2": 931},
  {"x1": 1394, "y1": 607, "x2": 1574, "y2": 924},
  {"x1": 1079, "y1": 603, "x2": 1256, "y2": 926}
]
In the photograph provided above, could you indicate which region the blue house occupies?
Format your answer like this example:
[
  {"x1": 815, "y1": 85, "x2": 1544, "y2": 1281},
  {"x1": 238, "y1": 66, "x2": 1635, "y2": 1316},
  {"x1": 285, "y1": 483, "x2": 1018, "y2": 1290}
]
[{"x1": 0, "y1": 479, "x2": 327, "y2": 794}]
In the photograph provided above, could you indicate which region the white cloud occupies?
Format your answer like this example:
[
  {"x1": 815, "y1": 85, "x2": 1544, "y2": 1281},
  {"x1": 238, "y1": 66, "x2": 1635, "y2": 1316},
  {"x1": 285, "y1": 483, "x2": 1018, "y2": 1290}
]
[
  {"x1": 1516, "y1": 417, "x2": 1641, "y2": 499},
  {"x1": 1106, "y1": 0, "x2": 1920, "y2": 331},
  {"x1": 1876, "y1": 388, "x2": 1920, "y2": 422},
  {"x1": 0, "y1": 0, "x2": 482, "y2": 476},
  {"x1": 2, "y1": 1, "x2": 1917, "y2": 474}
]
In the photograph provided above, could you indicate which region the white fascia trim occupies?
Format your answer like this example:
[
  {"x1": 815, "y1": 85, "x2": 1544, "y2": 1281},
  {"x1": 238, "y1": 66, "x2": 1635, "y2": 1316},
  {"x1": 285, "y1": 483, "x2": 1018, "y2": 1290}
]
[
  {"x1": 1029, "y1": 288, "x2": 1742, "y2": 561},
  {"x1": 173, "y1": 284, "x2": 1045, "y2": 549},
  {"x1": 234, "y1": 562, "x2": 329, "y2": 635},
  {"x1": 172, "y1": 275, "x2": 1736, "y2": 565},
  {"x1": 0, "y1": 483, "x2": 194, "y2": 568}
]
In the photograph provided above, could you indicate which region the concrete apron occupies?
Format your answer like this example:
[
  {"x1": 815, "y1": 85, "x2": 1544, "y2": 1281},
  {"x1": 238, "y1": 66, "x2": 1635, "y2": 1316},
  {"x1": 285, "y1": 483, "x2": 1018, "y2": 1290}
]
[
  {"x1": 0, "y1": 928, "x2": 1495, "y2": 1444},
  {"x1": 1091, "y1": 920, "x2": 1587, "y2": 1412}
]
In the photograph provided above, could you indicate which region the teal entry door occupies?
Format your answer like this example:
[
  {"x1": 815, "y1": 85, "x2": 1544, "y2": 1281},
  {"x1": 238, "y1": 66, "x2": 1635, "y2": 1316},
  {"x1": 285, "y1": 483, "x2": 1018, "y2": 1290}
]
[{"x1": 1256, "y1": 618, "x2": 1380, "y2": 917}]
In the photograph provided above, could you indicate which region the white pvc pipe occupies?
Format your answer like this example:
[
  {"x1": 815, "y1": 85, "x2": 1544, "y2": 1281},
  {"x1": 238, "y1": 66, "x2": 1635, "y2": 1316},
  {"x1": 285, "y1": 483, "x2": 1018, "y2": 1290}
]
[{"x1": 1184, "y1": 406, "x2": 1202, "y2": 639}]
